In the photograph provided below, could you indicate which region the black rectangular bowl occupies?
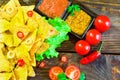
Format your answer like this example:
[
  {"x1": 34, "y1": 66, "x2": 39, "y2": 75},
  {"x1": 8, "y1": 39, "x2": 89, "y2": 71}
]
[
  {"x1": 34, "y1": 0, "x2": 72, "y2": 19},
  {"x1": 64, "y1": 1, "x2": 97, "y2": 39}
]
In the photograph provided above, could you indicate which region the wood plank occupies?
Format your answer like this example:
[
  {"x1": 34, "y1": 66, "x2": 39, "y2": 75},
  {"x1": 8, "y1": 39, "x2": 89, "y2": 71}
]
[
  {"x1": 28, "y1": 53, "x2": 114, "y2": 80},
  {"x1": 108, "y1": 55, "x2": 120, "y2": 80}
]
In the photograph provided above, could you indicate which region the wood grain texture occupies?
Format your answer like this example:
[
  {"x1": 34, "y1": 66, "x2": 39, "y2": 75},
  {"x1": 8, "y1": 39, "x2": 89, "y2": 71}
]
[
  {"x1": 0, "y1": 0, "x2": 120, "y2": 80},
  {"x1": 109, "y1": 55, "x2": 120, "y2": 80},
  {"x1": 28, "y1": 53, "x2": 113, "y2": 80}
]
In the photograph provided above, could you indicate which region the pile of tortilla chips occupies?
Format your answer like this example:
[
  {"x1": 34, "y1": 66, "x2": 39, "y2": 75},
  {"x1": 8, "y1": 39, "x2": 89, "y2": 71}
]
[{"x1": 0, "y1": 0, "x2": 70, "y2": 80}]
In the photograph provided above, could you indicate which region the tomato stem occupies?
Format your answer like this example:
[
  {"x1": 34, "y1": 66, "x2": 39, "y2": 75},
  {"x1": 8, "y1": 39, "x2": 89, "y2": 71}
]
[{"x1": 97, "y1": 41, "x2": 103, "y2": 52}]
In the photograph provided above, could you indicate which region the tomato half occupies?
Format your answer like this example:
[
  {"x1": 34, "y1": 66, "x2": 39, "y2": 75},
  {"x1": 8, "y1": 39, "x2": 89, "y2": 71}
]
[
  {"x1": 75, "y1": 40, "x2": 90, "y2": 56},
  {"x1": 49, "y1": 66, "x2": 63, "y2": 80},
  {"x1": 94, "y1": 15, "x2": 111, "y2": 32},
  {"x1": 86, "y1": 29, "x2": 101, "y2": 45},
  {"x1": 65, "y1": 65, "x2": 80, "y2": 80}
]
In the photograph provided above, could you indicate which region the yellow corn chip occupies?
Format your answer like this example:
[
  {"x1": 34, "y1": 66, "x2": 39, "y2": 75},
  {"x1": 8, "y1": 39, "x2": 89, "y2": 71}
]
[
  {"x1": 21, "y1": 5, "x2": 35, "y2": 23},
  {"x1": 0, "y1": 0, "x2": 20, "y2": 20},
  {"x1": 36, "y1": 42, "x2": 49, "y2": 54},
  {"x1": 0, "y1": 50, "x2": 13, "y2": 72},
  {"x1": 14, "y1": 65, "x2": 27, "y2": 80},
  {"x1": 0, "y1": 72, "x2": 12, "y2": 80},
  {"x1": 0, "y1": 19, "x2": 10, "y2": 33},
  {"x1": 27, "y1": 65, "x2": 35, "y2": 77}
]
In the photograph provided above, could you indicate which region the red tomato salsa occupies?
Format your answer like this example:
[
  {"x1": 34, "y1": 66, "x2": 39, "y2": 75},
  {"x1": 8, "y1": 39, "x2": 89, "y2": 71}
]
[{"x1": 38, "y1": 0, "x2": 69, "y2": 18}]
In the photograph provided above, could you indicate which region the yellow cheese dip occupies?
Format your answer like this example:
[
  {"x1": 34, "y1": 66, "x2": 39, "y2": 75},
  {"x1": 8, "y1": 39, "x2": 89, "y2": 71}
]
[{"x1": 66, "y1": 10, "x2": 92, "y2": 35}]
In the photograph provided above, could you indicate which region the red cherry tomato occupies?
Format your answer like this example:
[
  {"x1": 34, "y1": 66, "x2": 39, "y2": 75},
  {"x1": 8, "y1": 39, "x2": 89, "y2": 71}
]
[
  {"x1": 94, "y1": 15, "x2": 111, "y2": 32},
  {"x1": 49, "y1": 66, "x2": 63, "y2": 80},
  {"x1": 17, "y1": 59, "x2": 25, "y2": 67},
  {"x1": 27, "y1": 10, "x2": 33, "y2": 17},
  {"x1": 75, "y1": 40, "x2": 90, "y2": 56},
  {"x1": 17, "y1": 31, "x2": 24, "y2": 39},
  {"x1": 61, "y1": 55, "x2": 68, "y2": 63},
  {"x1": 86, "y1": 29, "x2": 102, "y2": 45},
  {"x1": 65, "y1": 65, "x2": 80, "y2": 80},
  {"x1": 39, "y1": 61, "x2": 46, "y2": 68}
]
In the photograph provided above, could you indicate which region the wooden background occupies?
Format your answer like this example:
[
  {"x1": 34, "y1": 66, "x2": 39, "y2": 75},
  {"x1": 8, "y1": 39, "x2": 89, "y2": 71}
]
[
  {"x1": 1, "y1": 0, "x2": 120, "y2": 80},
  {"x1": 30, "y1": 0, "x2": 120, "y2": 80}
]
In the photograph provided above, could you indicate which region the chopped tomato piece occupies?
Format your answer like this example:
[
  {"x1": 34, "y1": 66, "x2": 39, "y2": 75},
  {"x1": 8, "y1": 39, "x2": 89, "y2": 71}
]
[
  {"x1": 49, "y1": 66, "x2": 63, "y2": 80},
  {"x1": 17, "y1": 31, "x2": 24, "y2": 39},
  {"x1": 61, "y1": 55, "x2": 68, "y2": 63},
  {"x1": 17, "y1": 59, "x2": 25, "y2": 67},
  {"x1": 27, "y1": 10, "x2": 33, "y2": 17},
  {"x1": 65, "y1": 65, "x2": 80, "y2": 80}
]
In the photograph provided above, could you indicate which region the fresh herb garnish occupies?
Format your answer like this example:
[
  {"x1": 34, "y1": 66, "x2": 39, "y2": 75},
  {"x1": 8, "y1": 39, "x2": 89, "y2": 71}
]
[
  {"x1": 79, "y1": 72, "x2": 86, "y2": 80},
  {"x1": 68, "y1": 4, "x2": 80, "y2": 16},
  {"x1": 57, "y1": 72, "x2": 70, "y2": 80}
]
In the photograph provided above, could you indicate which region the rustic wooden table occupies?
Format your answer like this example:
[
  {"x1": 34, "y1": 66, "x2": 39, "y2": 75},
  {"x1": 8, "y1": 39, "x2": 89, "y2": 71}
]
[
  {"x1": 1, "y1": 0, "x2": 120, "y2": 80},
  {"x1": 28, "y1": 0, "x2": 120, "y2": 80}
]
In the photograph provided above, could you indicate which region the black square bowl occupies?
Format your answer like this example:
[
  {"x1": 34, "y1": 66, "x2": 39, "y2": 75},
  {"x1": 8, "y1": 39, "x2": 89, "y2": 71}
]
[
  {"x1": 64, "y1": 1, "x2": 97, "y2": 39},
  {"x1": 34, "y1": 0, "x2": 72, "y2": 19}
]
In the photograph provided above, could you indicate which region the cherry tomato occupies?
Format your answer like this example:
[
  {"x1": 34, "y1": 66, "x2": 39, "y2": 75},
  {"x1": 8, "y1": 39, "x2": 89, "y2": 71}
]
[
  {"x1": 94, "y1": 15, "x2": 111, "y2": 32},
  {"x1": 86, "y1": 29, "x2": 102, "y2": 45},
  {"x1": 49, "y1": 66, "x2": 63, "y2": 80},
  {"x1": 17, "y1": 59, "x2": 25, "y2": 67},
  {"x1": 17, "y1": 31, "x2": 24, "y2": 39},
  {"x1": 39, "y1": 61, "x2": 46, "y2": 68},
  {"x1": 75, "y1": 40, "x2": 90, "y2": 56},
  {"x1": 61, "y1": 55, "x2": 68, "y2": 63},
  {"x1": 27, "y1": 10, "x2": 33, "y2": 17},
  {"x1": 65, "y1": 65, "x2": 80, "y2": 80}
]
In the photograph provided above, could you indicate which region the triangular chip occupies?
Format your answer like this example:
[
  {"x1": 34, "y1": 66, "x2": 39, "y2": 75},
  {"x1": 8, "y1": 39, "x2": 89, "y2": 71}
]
[
  {"x1": 21, "y1": 29, "x2": 37, "y2": 51},
  {"x1": 21, "y1": 5, "x2": 35, "y2": 23},
  {"x1": 36, "y1": 42, "x2": 49, "y2": 54},
  {"x1": 10, "y1": 7, "x2": 24, "y2": 25},
  {"x1": 0, "y1": 72, "x2": 12, "y2": 80},
  {"x1": 9, "y1": 25, "x2": 30, "y2": 46},
  {"x1": 0, "y1": 50, "x2": 13, "y2": 72},
  {"x1": 0, "y1": 33, "x2": 13, "y2": 47},
  {"x1": 37, "y1": 20, "x2": 58, "y2": 39},
  {"x1": 27, "y1": 65, "x2": 35, "y2": 77},
  {"x1": 0, "y1": 19, "x2": 10, "y2": 33},
  {"x1": 13, "y1": 44, "x2": 31, "y2": 64},
  {"x1": 0, "y1": 0, "x2": 20, "y2": 20},
  {"x1": 10, "y1": 71, "x2": 17, "y2": 80},
  {"x1": 30, "y1": 39, "x2": 44, "y2": 66},
  {"x1": 14, "y1": 65, "x2": 27, "y2": 80}
]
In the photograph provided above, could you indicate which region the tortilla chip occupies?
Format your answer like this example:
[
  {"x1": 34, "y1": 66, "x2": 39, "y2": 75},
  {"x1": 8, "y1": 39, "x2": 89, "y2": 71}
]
[
  {"x1": 21, "y1": 5, "x2": 35, "y2": 23},
  {"x1": 0, "y1": 0, "x2": 20, "y2": 20},
  {"x1": 10, "y1": 7, "x2": 24, "y2": 25},
  {"x1": 34, "y1": 13, "x2": 59, "y2": 39},
  {"x1": 10, "y1": 71, "x2": 16, "y2": 80},
  {"x1": 0, "y1": 72, "x2": 12, "y2": 80},
  {"x1": 27, "y1": 65, "x2": 35, "y2": 77},
  {"x1": 0, "y1": 33, "x2": 13, "y2": 47},
  {"x1": 14, "y1": 65, "x2": 27, "y2": 80},
  {"x1": 36, "y1": 42, "x2": 49, "y2": 54},
  {"x1": 0, "y1": 19, "x2": 10, "y2": 33},
  {"x1": 9, "y1": 25, "x2": 30, "y2": 46},
  {"x1": 0, "y1": 50, "x2": 13, "y2": 72},
  {"x1": 21, "y1": 29, "x2": 37, "y2": 51},
  {"x1": 14, "y1": 44, "x2": 31, "y2": 64}
]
